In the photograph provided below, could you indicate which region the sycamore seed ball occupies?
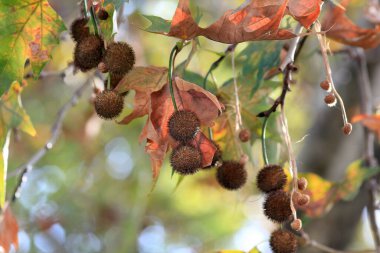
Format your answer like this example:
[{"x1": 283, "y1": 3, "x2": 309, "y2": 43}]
[
  {"x1": 168, "y1": 110, "x2": 200, "y2": 143},
  {"x1": 256, "y1": 164, "x2": 287, "y2": 193},
  {"x1": 170, "y1": 145, "x2": 202, "y2": 175},
  {"x1": 70, "y1": 18, "x2": 90, "y2": 42},
  {"x1": 104, "y1": 42, "x2": 136, "y2": 75},
  {"x1": 216, "y1": 161, "x2": 247, "y2": 190},
  {"x1": 94, "y1": 90, "x2": 124, "y2": 120},
  {"x1": 74, "y1": 35, "x2": 104, "y2": 72},
  {"x1": 264, "y1": 190, "x2": 292, "y2": 223},
  {"x1": 270, "y1": 229, "x2": 297, "y2": 253}
]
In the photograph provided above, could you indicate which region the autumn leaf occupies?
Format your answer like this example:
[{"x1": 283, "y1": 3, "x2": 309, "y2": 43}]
[
  {"x1": 142, "y1": 0, "x2": 323, "y2": 44},
  {"x1": 115, "y1": 66, "x2": 222, "y2": 181},
  {"x1": 322, "y1": 0, "x2": 380, "y2": 49},
  {"x1": 0, "y1": 81, "x2": 36, "y2": 208},
  {"x1": 0, "y1": 0, "x2": 65, "y2": 96},
  {"x1": 286, "y1": 160, "x2": 380, "y2": 217},
  {"x1": 352, "y1": 114, "x2": 380, "y2": 138},
  {"x1": 0, "y1": 204, "x2": 19, "y2": 253}
]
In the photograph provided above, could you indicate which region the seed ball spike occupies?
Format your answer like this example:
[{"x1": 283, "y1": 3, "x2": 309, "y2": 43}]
[
  {"x1": 97, "y1": 8, "x2": 109, "y2": 20},
  {"x1": 104, "y1": 42, "x2": 136, "y2": 75},
  {"x1": 324, "y1": 93, "x2": 337, "y2": 107},
  {"x1": 256, "y1": 164, "x2": 287, "y2": 193},
  {"x1": 74, "y1": 35, "x2": 104, "y2": 72},
  {"x1": 94, "y1": 90, "x2": 124, "y2": 120},
  {"x1": 264, "y1": 190, "x2": 292, "y2": 223},
  {"x1": 270, "y1": 229, "x2": 298, "y2": 253},
  {"x1": 70, "y1": 18, "x2": 90, "y2": 42},
  {"x1": 238, "y1": 128, "x2": 251, "y2": 142},
  {"x1": 216, "y1": 161, "x2": 247, "y2": 190},
  {"x1": 170, "y1": 145, "x2": 202, "y2": 175},
  {"x1": 168, "y1": 110, "x2": 200, "y2": 142}
]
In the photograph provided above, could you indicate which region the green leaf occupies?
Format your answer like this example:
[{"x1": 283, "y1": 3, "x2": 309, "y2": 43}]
[
  {"x1": 98, "y1": 3, "x2": 115, "y2": 42},
  {"x1": 141, "y1": 15, "x2": 171, "y2": 34},
  {"x1": 104, "y1": 0, "x2": 128, "y2": 10},
  {"x1": 0, "y1": 81, "x2": 36, "y2": 208},
  {"x1": 0, "y1": 0, "x2": 66, "y2": 96}
]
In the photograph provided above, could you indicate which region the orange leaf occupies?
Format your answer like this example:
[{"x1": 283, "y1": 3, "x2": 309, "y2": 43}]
[
  {"x1": 117, "y1": 67, "x2": 223, "y2": 181},
  {"x1": 322, "y1": 0, "x2": 380, "y2": 49},
  {"x1": 0, "y1": 204, "x2": 19, "y2": 253},
  {"x1": 287, "y1": 0, "x2": 322, "y2": 28},
  {"x1": 352, "y1": 114, "x2": 380, "y2": 138}
]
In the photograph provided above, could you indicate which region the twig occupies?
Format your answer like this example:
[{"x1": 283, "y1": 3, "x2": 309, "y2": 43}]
[
  {"x1": 231, "y1": 48, "x2": 242, "y2": 131},
  {"x1": 314, "y1": 22, "x2": 349, "y2": 128},
  {"x1": 168, "y1": 44, "x2": 180, "y2": 111},
  {"x1": 280, "y1": 24, "x2": 303, "y2": 71},
  {"x1": 8, "y1": 81, "x2": 91, "y2": 201},
  {"x1": 261, "y1": 116, "x2": 269, "y2": 165},
  {"x1": 354, "y1": 47, "x2": 380, "y2": 252}
]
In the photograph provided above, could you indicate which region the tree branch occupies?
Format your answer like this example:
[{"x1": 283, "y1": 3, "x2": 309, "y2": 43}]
[{"x1": 8, "y1": 81, "x2": 91, "y2": 201}]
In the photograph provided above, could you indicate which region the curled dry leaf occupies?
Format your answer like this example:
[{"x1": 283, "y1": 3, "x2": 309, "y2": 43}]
[
  {"x1": 153, "y1": 0, "x2": 322, "y2": 44},
  {"x1": 352, "y1": 114, "x2": 380, "y2": 138},
  {"x1": 0, "y1": 204, "x2": 19, "y2": 253},
  {"x1": 322, "y1": 0, "x2": 380, "y2": 49},
  {"x1": 115, "y1": 66, "x2": 223, "y2": 181}
]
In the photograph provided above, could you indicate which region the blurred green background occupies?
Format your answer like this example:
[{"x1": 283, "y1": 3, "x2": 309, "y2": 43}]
[{"x1": 5, "y1": 0, "x2": 380, "y2": 252}]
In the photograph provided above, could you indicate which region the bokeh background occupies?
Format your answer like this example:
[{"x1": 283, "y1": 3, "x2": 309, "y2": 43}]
[{"x1": 5, "y1": 0, "x2": 380, "y2": 252}]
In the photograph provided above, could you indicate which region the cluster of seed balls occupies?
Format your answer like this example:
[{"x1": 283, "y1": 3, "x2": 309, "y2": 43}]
[
  {"x1": 256, "y1": 164, "x2": 310, "y2": 253},
  {"x1": 70, "y1": 9, "x2": 135, "y2": 120},
  {"x1": 168, "y1": 110, "x2": 248, "y2": 190}
]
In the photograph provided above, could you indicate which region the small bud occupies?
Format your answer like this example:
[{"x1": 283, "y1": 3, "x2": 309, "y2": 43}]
[
  {"x1": 343, "y1": 123, "x2": 352, "y2": 135},
  {"x1": 320, "y1": 80, "x2": 331, "y2": 91},
  {"x1": 291, "y1": 219, "x2": 302, "y2": 231},
  {"x1": 238, "y1": 128, "x2": 251, "y2": 142},
  {"x1": 98, "y1": 62, "x2": 108, "y2": 73},
  {"x1": 324, "y1": 93, "x2": 336, "y2": 107},
  {"x1": 297, "y1": 177, "x2": 308, "y2": 191},
  {"x1": 297, "y1": 194, "x2": 310, "y2": 206}
]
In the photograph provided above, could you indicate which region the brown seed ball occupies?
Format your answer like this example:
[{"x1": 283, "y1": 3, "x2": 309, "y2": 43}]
[
  {"x1": 297, "y1": 177, "x2": 308, "y2": 191},
  {"x1": 291, "y1": 219, "x2": 302, "y2": 231},
  {"x1": 264, "y1": 190, "x2": 292, "y2": 223},
  {"x1": 104, "y1": 42, "x2": 135, "y2": 75},
  {"x1": 343, "y1": 123, "x2": 352, "y2": 135},
  {"x1": 256, "y1": 164, "x2": 287, "y2": 193},
  {"x1": 324, "y1": 93, "x2": 336, "y2": 106},
  {"x1": 110, "y1": 73, "x2": 125, "y2": 89},
  {"x1": 270, "y1": 229, "x2": 297, "y2": 253},
  {"x1": 70, "y1": 18, "x2": 90, "y2": 42},
  {"x1": 168, "y1": 110, "x2": 200, "y2": 142},
  {"x1": 216, "y1": 161, "x2": 247, "y2": 190},
  {"x1": 320, "y1": 80, "x2": 331, "y2": 91},
  {"x1": 238, "y1": 128, "x2": 251, "y2": 142},
  {"x1": 170, "y1": 145, "x2": 202, "y2": 175},
  {"x1": 97, "y1": 9, "x2": 109, "y2": 20},
  {"x1": 74, "y1": 35, "x2": 104, "y2": 71},
  {"x1": 94, "y1": 90, "x2": 124, "y2": 119}
]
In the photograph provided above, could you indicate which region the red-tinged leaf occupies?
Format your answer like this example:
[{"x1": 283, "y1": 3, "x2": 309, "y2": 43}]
[
  {"x1": 0, "y1": 204, "x2": 19, "y2": 253},
  {"x1": 322, "y1": 0, "x2": 380, "y2": 49},
  {"x1": 117, "y1": 67, "x2": 222, "y2": 181},
  {"x1": 352, "y1": 114, "x2": 380, "y2": 138},
  {"x1": 287, "y1": 0, "x2": 322, "y2": 28},
  {"x1": 165, "y1": 0, "x2": 296, "y2": 44}
]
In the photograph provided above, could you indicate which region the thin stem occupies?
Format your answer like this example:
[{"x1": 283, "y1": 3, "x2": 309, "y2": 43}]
[
  {"x1": 83, "y1": 0, "x2": 89, "y2": 18},
  {"x1": 90, "y1": 5, "x2": 99, "y2": 36},
  {"x1": 169, "y1": 45, "x2": 179, "y2": 111},
  {"x1": 261, "y1": 116, "x2": 269, "y2": 165},
  {"x1": 314, "y1": 22, "x2": 349, "y2": 127},
  {"x1": 232, "y1": 49, "x2": 243, "y2": 131}
]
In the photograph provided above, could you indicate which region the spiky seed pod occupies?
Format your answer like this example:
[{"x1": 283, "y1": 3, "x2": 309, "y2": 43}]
[
  {"x1": 238, "y1": 128, "x2": 251, "y2": 142},
  {"x1": 264, "y1": 190, "x2": 292, "y2": 223},
  {"x1": 168, "y1": 110, "x2": 200, "y2": 142},
  {"x1": 104, "y1": 42, "x2": 135, "y2": 75},
  {"x1": 256, "y1": 164, "x2": 287, "y2": 193},
  {"x1": 74, "y1": 35, "x2": 104, "y2": 71},
  {"x1": 343, "y1": 123, "x2": 352, "y2": 135},
  {"x1": 110, "y1": 73, "x2": 125, "y2": 90},
  {"x1": 97, "y1": 9, "x2": 109, "y2": 20},
  {"x1": 94, "y1": 90, "x2": 124, "y2": 119},
  {"x1": 291, "y1": 219, "x2": 302, "y2": 231},
  {"x1": 70, "y1": 18, "x2": 90, "y2": 42},
  {"x1": 270, "y1": 229, "x2": 297, "y2": 253},
  {"x1": 216, "y1": 161, "x2": 247, "y2": 190},
  {"x1": 320, "y1": 80, "x2": 331, "y2": 91},
  {"x1": 324, "y1": 93, "x2": 336, "y2": 107},
  {"x1": 170, "y1": 145, "x2": 202, "y2": 175},
  {"x1": 297, "y1": 177, "x2": 308, "y2": 191}
]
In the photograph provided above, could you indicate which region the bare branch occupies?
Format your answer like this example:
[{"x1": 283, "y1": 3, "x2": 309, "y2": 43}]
[{"x1": 8, "y1": 81, "x2": 91, "y2": 201}]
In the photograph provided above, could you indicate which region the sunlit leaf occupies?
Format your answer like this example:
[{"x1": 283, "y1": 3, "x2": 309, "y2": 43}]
[
  {"x1": 0, "y1": 0, "x2": 66, "y2": 95},
  {"x1": 352, "y1": 114, "x2": 380, "y2": 139},
  {"x1": 0, "y1": 81, "x2": 36, "y2": 208}
]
